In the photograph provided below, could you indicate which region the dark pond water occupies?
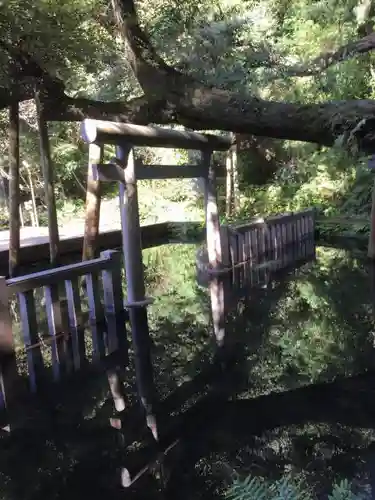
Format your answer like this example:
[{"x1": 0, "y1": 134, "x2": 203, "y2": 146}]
[
  {"x1": 149, "y1": 245, "x2": 375, "y2": 499},
  {"x1": 3, "y1": 244, "x2": 375, "y2": 500}
]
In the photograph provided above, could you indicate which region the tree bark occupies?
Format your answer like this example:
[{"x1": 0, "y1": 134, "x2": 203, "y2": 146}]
[{"x1": 3, "y1": 0, "x2": 375, "y2": 154}]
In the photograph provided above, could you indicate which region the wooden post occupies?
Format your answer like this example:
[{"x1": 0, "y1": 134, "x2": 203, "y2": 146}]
[
  {"x1": 19, "y1": 206, "x2": 24, "y2": 228},
  {"x1": 116, "y1": 145, "x2": 156, "y2": 437},
  {"x1": 0, "y1": 277, "x2": 18, "y2": 429},
  {"x1": 203, "y1": 151, "x2": 226, "y2": 350},
  {"x1": 35, "y1": 91, "x2": 59, "y2": 266},
  {"x1": 8, "y1": 103, "x2": 20, "y2": 278},
  {"x1": 204, "y1": 151, "x2": 224, "y2": 270},
  {"x1": 82, "y1": 144, "x2": 103, "y2": 260},
  {"x1": 369, "y1": 177, "x2": 375, "y2": 259},
  {"x1": 24, "y1": 162, "x2": 39, "y2": 227},
  {"x1": 225, "y1": 148, "x2": 233, "y2": 218},
  {"x1": 233, "y1": 139, "x2": 240, "y2": 214}
]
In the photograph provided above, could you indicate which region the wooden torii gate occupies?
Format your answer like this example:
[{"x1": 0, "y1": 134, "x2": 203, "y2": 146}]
[{"x1": 80, "y1": 119, "x2": 232, "y2": 430}]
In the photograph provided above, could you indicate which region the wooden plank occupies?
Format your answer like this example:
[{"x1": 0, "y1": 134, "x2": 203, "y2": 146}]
[
  {"x1": 292, "y1": 217, "x2": 298, "y2": 261},
  {"x1": 18, "y1": 290, "x2": 44, "y2": 392},
  {"x1": 95, "y1": 162, "x2": 226, "y2": 181},
  {"x1": 117, "y1": 145, "x2": 156, "y2": 436},
  {"x1": 0, "y1": 277, "x2": 18, "y2": 426},
  {"x1": 81, "y1": 119, "x2": 232, "y2": 151},
  {"x1": 93, "y1": 162, "x2": 125, "y2": 183},
  {"x1": 82, "y1": 144, "x2": 103, "y2": 260},
  {"x1": 101, "y1": 250, "x2": 126, "y2": 354},
  {"x1": 275, "y1": 225, "x2": 282, "y2": 270},
  {"x1": 298, "y1": 217, "x2": 303, "y2": 259},
  {"x1": 101, "y1": 250, "x2": 127, "y2": 412},
  {"x1": 64, "y1": 277, "x2": 86, "y2": 371},
  {"x1": 35, "y1": 91, "x2": 60, "y2": 265},
  {"x1": 85, "y1": 272, "x2": 106, "y2": 361},
  {"x1": 301, "y1": 216, "x2": 307, "y2": 259},
  {"x1": 285, "y1": 222, "x2": 292, "y2": 266},
  {"x1": 44, "y1": 284, "x2": 71, "y2": 380},
  {"x1": 8, "y1": 102, "x2": 20, "y2": 277},
  {"x1": 228, "y1": 230, "x2": 239, "y2": 267},
  {"x1": 257, "y1": 228, "x2": 267, "y2": 283},
  {"x1": 309, "y1": 213, "x2": 316, "y2": 258},
  {"x1": 137, "y1": 164, "x2": 226, "y2": 180},
  {"x1": 263, "y1": 225, "x2": 270, "y2": 261},
  {"x1": 238, "y1": 232, "x2": 246, "y2": 264},
  {"x1": 220, "y1": 226, "x2": 231, "y2": 267},
  {"x1": 7, "y1": 254, "x2": 114, "y2": 294}
]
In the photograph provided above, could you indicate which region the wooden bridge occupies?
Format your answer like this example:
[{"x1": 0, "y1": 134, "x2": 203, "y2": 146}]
[{"x1": 0, "y1": 119, "x2": 316, "y2": 490}]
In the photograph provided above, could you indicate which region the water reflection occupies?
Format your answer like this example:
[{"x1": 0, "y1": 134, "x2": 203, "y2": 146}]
[
  {"x1": 2, "y1": 245, "x2": 375, "y2": 499},
  {"x1": 164, "y1": 247, "x2": 375, "y2": 499}
]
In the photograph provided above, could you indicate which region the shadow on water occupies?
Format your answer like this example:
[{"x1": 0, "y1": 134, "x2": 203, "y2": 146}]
[
  {"x1": 3, "y1": 245, "x2": 375, "y2": 499},
  {"x1": 165, "y1": 246, "x2": 375, "y2": 499}
]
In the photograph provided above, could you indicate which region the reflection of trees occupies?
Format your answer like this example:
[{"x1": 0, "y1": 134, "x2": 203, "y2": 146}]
[
  {"x1": 163, "y1": 248, "x2": 375, "y2": 499},
  {"x1": 3, "y1": 246, "x2": 375, "y2": 499}
]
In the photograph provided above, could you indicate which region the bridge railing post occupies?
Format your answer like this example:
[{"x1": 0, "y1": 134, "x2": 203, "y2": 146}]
[{"x1": 0, "y1": 276, "x2": 19, "y2": 430}]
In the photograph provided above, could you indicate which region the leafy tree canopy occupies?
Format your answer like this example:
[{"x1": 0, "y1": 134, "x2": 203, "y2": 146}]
[{"x1": 2, "y1": 0, "x2": 375, "y2": 152}]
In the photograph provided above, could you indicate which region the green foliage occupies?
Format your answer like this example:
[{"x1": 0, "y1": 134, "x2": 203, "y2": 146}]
[
  {"x1": 226, "y1": 475, "x2": 367, "y2": 500},
  {"x1": 235, "y1": 144, "x2": 373, "y2": 239},
  {"x1": 0, "y1": 0, "x2": 373, "y2": 232}
]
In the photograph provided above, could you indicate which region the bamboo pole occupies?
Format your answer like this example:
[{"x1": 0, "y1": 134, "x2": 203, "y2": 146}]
[
  {"x1": 82, "y1": 144, "x2": 103, "y2": 260},
  {"x1": 8, "y1": 103, "x2": 20, "y2": 277},
  {"x1": 35, "y1": 91, "x2": 59, "y2": 265}
]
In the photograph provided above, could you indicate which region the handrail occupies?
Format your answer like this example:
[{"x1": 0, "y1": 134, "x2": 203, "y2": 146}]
[
  {"x1": 6, "y1": 253, "x2": 116, "y2": 294},
  {"x1": 231, "y1": 209, "x2": 314, "y2": 234}
]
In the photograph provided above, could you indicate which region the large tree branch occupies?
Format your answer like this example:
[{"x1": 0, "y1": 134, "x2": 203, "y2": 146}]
[
  {"x1": 39, "y1": 85, "x2": 375, "y2": 153},
  {"x1": 42, "y1": 94, "x2": 172, "y2": 124},
  {"x1": 106, "y1": 0, "x2": 375, "y2": 152},
  {"x1": 2, "y1": 0, "x2": 375, "y2": 154}
]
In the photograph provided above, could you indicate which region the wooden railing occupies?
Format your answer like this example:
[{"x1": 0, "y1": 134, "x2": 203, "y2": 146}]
[
  {"x1": 197, "y1": 208, "x2": 316, "y2": 289},
  {"x1": 0, "y1": 249, "x2": 129, "y2": 427},
  {"x1": 228, "y1": 208, "x2": 315, "y2": 266}
]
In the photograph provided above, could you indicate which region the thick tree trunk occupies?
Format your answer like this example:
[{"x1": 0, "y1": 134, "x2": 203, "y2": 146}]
[{"x1": 38, "y1": 77, "x2": 375, "y2": 155}]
